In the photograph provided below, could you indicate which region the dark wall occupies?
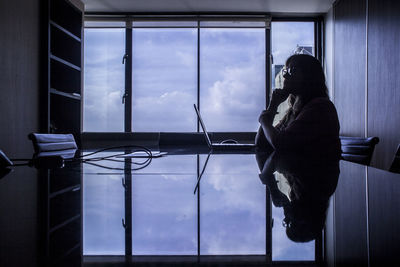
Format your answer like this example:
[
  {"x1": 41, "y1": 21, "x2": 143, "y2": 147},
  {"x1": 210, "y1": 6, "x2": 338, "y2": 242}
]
[
  {"x1": 367, "y1": 0, "x2": 400, "y2": 168},
  {"x1": 332, "y1": 0, "x2": 400, "y2": 169},
  {"x1": 334, "y1": 0, "x2": 366, "y2": 137},
  {"x1": 0, "y1": 0, "x2": 41, "y2": 158}
]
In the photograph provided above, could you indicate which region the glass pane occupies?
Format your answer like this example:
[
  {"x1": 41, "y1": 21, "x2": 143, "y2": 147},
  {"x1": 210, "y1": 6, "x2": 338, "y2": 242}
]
[
  {"x1": 200, "y1": 28, "x2": 265, "y2": 132},
  {"x1": 272, "y1": 203, "x2": 315, "y2": 261},
  {"x1": 200, "y1": 155, "x2": 265, "y2": 255},
  {"x1": 84, "y1": 29, "x2": 125, "y2": 132},
  {"x1": 132, "y1": 156, "x2": 197, "y2": 255},
  {"x1": 271, "y1": 22, "x2": 314, "y2": 126},
  {"x1": 83, "y1": 153, "x2": 125, "y2": 255},
  {"x1": 270, "y1": 22, "x2": 315, "y2": 260},
  {"x1": 132, "y1": 29, "x2": 197, "y2": 132}
]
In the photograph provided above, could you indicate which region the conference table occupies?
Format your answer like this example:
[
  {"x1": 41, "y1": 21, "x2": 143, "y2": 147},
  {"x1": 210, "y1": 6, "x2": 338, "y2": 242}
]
[{"x1": 0, "y1": 146, "x2": 399, "y2": 266}]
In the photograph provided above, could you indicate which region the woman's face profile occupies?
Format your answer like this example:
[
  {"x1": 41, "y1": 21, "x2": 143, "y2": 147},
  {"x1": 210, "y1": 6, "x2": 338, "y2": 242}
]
[{"x1": 283, "y1": 62, "x2": 302, "y2": 95}]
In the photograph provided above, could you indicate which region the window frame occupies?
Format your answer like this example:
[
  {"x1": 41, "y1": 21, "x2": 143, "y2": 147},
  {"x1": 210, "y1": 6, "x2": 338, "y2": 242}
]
[
  {"x1": 83, "y1": 14, "x2": 271, "y2": 137},
  {"x1": 83, "y1": 15, "x2": 323, "y2": 139}
]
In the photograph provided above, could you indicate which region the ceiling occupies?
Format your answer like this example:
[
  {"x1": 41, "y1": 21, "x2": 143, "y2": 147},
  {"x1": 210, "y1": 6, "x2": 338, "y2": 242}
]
[{"x1": 82, "y1": 0, "x2": 335, "y2": 14}]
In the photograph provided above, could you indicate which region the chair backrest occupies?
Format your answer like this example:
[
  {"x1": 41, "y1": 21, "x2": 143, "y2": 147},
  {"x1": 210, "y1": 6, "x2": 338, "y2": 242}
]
[
  {"x1": 389, "y1": 144, "x2": 400, "y2": 173},
  {"x1": 340, "y1": 136, "x2": 379, "y2": 166},
  {"x1": 28, "y1": 133, "x2": 77, "y2": 154}
]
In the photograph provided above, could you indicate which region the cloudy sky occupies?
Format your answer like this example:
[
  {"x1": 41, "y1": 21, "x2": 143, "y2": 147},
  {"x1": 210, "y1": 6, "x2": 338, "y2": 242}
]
[
  {"x1": 83, "y1": 153, "x2": 314, "y2": 260},
  {"x1": 83, "y1": 22, "x2": 314, "y2": 132}
]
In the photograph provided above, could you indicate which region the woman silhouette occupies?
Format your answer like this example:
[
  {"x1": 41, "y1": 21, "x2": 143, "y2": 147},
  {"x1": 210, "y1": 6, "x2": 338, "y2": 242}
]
[{"x1": 256, "y1": 54, "x2": 341, "y2": 158}]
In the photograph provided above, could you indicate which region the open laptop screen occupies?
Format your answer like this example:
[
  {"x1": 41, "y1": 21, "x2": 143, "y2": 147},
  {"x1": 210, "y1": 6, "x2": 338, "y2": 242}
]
[{"x1": 193, "y1": 104, "x2": 212, "y2": 147}]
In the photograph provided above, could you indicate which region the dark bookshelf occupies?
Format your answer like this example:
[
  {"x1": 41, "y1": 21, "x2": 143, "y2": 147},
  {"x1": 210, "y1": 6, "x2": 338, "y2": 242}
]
[
  {"x1": 46, "y1": 0, "x2": 83, "y2": 143},
  {"x1": 42, "y1": 0, "x2": 84, "y2": 265}
]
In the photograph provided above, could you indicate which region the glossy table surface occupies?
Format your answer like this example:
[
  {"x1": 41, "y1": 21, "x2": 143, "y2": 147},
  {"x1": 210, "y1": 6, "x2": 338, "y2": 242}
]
[{"x1": 0, "y1": 147, "x2": 399, "y2": 266}]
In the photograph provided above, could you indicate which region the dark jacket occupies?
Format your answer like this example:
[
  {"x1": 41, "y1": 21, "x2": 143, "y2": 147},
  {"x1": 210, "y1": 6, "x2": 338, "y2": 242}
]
[{"x1": 274, "y1": 97, "x2": 341, "y2": 159}]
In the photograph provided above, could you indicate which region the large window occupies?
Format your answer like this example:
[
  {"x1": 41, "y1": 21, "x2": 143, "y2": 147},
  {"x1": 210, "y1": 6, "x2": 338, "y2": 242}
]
[
  {"x1": 84, "y1": 19, "x2": 267, "y2": 133},
  {"x1": 84, "y1": 19, "x2": 320, "y2": 133}
]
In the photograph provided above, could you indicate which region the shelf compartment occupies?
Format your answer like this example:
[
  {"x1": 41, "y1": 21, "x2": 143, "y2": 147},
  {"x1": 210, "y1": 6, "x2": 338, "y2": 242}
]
[
  {"x1": 50, "y1": 185, "x2": 81, "y2": 199},
  {"x1": 50, "y1": 55, "x2": 80, "y2": 71},
  {"x1": 50, "y1": 20, "x2": 81, "y2": 42},
  {"x1": 50, "y1": 0, "x2": 82, "y2": 39},
  {"x1": 51, "y1": 243, "x2": 81, "y2": 267},
  {"x1": 50, "y1": 50, "x2": 81, "y2": 95},
  {"x1": 50, "y1": 88, "x2": 81, "y2": 100},
  {"x1": 49, "y1": 217, "x2": 80, "y2": 260},
  {"x1": 50, "y1": 93, "x2": 81, "y2": 136},
  {"x1": 51, "y1": 24, "x2": 81, "y2": 67},
  {"x1": 49, "y1": 186, "x2": 80, "y2": 228},
  {"x1": 49, "y1": 167, "x2": 81, "y2": 194},
  {"x1": 50, "y1": 214, "x2": 80, "y2": 234}
]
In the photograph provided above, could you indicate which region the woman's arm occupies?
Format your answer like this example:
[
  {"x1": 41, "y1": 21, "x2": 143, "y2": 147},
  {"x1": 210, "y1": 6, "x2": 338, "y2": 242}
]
[
  {"x1": 258, "y1": 107, "x2": 279, "y2": 149},
  {"x1": 258, "y1": 89, "x2": 289, "y2": 149}
]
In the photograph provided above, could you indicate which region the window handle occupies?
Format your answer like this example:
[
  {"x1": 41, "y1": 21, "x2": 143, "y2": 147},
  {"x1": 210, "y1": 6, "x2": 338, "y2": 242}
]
[
  {"x1": 122, "y1": 54, "x2": 129, "y2": 64},
  {"x1": 122, "y1": 93, "x2": 128, "y2": 104},
  {"x1": 270, "y1": 54, "x2": 274, "y2": 65}
]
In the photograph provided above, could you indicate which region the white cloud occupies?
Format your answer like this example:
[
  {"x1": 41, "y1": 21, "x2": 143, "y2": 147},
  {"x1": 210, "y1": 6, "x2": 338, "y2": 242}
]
[
  {"x1": 176, "y1": 51, "x2": 196, "y2": 67},
  {"x1": 272, "y1": 22, "x2": 314, "y2": 64}
]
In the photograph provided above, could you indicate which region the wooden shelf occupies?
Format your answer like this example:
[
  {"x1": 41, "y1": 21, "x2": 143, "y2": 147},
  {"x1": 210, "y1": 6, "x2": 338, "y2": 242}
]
[
  {"x1": 50, "y1": 20, "x2": 81, "y2": 42},
  {"x1": 51, "y1": 243, "x2": 80, "y2": 265},
  {"x1": 50, "y1": 54, "x2": 81, "y2": 71},
  {"x1": 50, "y1": 88, "x2": 81, "y2": 100},
  {"x1": 50, "y1": 93, "x2": 81, "y2": 134},
  {"x1": 50, "y1": 214, "x2": 80, "y2": 234},
  {"x1": 49, "y1": 184, "x2": 80, "y2": 198},
  {"x1": 60, "y1": 243, "x2": 80, "y2": 260}
]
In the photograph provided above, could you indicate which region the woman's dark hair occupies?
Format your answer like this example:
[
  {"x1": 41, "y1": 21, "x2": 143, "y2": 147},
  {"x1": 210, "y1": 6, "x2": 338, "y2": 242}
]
[
  {"x1": 285, "y1": 54, "x2": 329, "y2": 100},
  {"x1": 284, "y1": 198, "x2": 329, "y2": 243}
]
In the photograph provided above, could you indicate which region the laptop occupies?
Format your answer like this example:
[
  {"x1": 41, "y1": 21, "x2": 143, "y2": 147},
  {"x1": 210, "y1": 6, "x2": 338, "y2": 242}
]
[{"x1": 193, "y1": 104, "x2": 256, "y2": 151}]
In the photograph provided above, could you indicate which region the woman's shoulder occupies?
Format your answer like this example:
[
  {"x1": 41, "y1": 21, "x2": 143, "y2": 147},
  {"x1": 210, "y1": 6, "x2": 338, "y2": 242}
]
[
  {"x1": 294, "y1": 97, "x2": 339, "y2": 125},
  {"x1": 308, "y1": 97, "x2": 334, "y2": 105},
  {"x1": 303, "y1": 97, "x2": 336, "y2": 112}
]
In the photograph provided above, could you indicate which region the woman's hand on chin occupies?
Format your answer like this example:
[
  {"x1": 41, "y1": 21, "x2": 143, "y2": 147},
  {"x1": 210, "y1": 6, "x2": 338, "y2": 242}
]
[{"x1": 269, "y1": 88, "x2": 290, "y2": 109}]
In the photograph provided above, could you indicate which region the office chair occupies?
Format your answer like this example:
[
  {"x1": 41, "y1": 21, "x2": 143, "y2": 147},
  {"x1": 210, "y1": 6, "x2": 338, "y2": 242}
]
[
  {"x1": 28, "y1": 133, "x2": 77, "y2": 156},
  {"x1": 340, "y1": 136, "x2": 379, "y2": 166},
  {"x1": 389, "y1": 144, "x2": 400, "y2": 173}
]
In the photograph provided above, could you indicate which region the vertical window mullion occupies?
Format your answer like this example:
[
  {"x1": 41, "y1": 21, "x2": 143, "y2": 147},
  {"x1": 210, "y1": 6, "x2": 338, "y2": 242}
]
[
  {"x1": 125, "y1": 26, "x2": 132, "y2": 132},
  {"x1": 197, "y1": 20, "x2": 200, "y2": 133},
  {"x1": 265, "y1": 21, "x2": 272, "y2": 263},
  {"x1": 196, "y1": 154, "x2": 201, "y2": 258},
  {"x1": 124, "y1": 157, "x2": 132, "y2": 255},
  {"x1": 265, "y1": 25, "x2": 271, "y2": 109},
  {"x1": 315, "y1": 18, "x2": 324, "y2": 64}
]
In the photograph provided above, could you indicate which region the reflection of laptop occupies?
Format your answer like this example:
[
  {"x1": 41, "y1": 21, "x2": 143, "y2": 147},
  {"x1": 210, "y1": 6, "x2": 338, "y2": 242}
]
[{"x1": 193, "y1": 104, "x2": 256, "y2": 151}]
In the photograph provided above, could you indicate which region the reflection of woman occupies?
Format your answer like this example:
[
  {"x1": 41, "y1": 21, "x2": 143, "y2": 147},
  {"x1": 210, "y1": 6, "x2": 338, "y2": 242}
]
[
  {"x1": 256, "y1": 151, "x2": 339, "y2": 242},
  {"x1": 256, "y1": 54, "x2": 341, "y2": 158}
]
